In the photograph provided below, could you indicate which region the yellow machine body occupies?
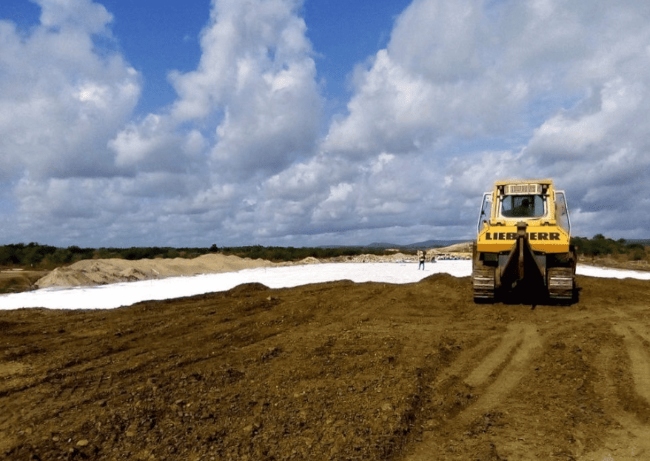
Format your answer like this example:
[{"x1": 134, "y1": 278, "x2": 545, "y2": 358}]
[{"x1": 472, "y1": 179, "x2": 577, "y2": 303}]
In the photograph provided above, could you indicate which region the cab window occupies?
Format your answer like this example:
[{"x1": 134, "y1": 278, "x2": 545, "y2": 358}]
[{"x1": 500, "y1": 195, "x2": 545, "y2": 218}]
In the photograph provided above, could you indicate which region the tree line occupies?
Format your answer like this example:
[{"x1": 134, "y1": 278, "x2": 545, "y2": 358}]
[
  {"x1": 571, "y1": 234, "x2": 647, "y2": 260},
  {"x1": 0, "y1": 243, "x2": 392, "y2": 269},
  {"x1": 0, "y1": 236, "x2": 646, "y2": 269}
]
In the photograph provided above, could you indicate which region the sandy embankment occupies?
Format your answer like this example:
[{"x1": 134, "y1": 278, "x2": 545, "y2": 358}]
[
  {"x1": 33, "y1": 245, "x2": 472, "y2": 289},
  {"x1": 34, "y1": 254, "x2": 276, "y2": 289}
]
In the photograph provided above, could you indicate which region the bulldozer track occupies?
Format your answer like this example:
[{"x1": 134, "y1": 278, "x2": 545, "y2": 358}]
[
  {"x1": 405, "y1": 323, "x2": 541, "y2": 461},
  {"x1": 581, "y1": 321, "x2": 650, "y2": 460},
  {"x1": 472, "y1": 266, "x2": 495, "y2": 301},
  {"x1": 462, "y1": 323, "x2": 541, "y2": 416},
  {"x1": 548, "y1": 266, "x2": 576, "y2": 301},
  {"x1": 613, "y1": 323, "x2": 650, "y2": 404}
]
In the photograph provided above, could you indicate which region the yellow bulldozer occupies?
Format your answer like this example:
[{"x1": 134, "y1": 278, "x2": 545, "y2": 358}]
[{"x1": 472, "y1": 179, "x2": 577, "y2": 303}]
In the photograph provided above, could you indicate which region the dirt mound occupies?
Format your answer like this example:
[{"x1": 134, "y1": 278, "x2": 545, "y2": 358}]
[
  {"x1": 3, "y1": 275, "x2": 650, "y2": 460},
  {"x1": 34, "y1": 254, "x2": 275, "y2": 289},
  {"x1": 296, "y1": 256, "x2": 321, "y2": 264}
]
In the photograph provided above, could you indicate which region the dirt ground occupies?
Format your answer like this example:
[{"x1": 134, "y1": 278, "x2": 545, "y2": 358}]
[
  {"x1": 0, "y1": 270, "x2": 49, "y2": 294},
  {"x1": 2, "y1": 273, "x2": 650, "y2": 460}
]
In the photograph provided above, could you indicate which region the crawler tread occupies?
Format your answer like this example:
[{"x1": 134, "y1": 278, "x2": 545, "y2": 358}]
[
  {"x1": 547, "y1": 266, "x2": 575, "y2": 301},
  {"x1": 472, "y1": 266, "x2": 496, "y2": 302}
]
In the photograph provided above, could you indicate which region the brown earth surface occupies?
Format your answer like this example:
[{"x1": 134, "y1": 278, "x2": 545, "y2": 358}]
[
  {"x1": 2, "y1": 273, "x2": 650, "y2": 460},
  {"x1": 0, "y1": 270, "x2": 49, "y2": 294}
]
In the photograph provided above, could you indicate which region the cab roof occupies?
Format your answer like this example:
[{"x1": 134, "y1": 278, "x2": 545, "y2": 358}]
[{"x1": 493, "y1": 178, "x2": 554, "y2": 187}]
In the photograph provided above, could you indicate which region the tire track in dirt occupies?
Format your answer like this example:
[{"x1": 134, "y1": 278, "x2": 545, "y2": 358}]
[
  {"x1": 617, "y1": 323, "x2": 650, "y2": 405},
  {"x1": 404, "y1": 323, "x2": 541, "y2": 461},
  {"x1": 460, "y1": 323, "x2": 542, "y2": 422},
  {"x1": 583, "y1": 326, "x2": 650, "y2": 461}
]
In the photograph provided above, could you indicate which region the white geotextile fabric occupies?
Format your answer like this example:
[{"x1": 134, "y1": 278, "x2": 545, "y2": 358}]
[{"x1": 0, "y1": 260, "x2": 648, "y2": 310}]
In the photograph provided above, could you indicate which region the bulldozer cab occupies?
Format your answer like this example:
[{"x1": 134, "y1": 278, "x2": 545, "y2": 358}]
[
  {"x1": 477, "y1": 182, "x2": 552, "y2": 232},
  {"x1": 477, "y1": 181, "x2": 571, "y2": 227},
  {"x1": 496, "y1": 182, "x2": 548, "y2": 220}
]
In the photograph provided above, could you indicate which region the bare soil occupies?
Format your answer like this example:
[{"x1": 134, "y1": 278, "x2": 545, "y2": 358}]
[
  {"x1": 2, "y1": 273, "x2": 650, "y2": 460},
  {"x1": 0, "y1": 270, "x2": 49, "y2": 294}
]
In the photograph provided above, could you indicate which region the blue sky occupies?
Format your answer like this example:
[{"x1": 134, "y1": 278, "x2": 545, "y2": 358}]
[
  {"x1": 1, "y1": 0, "x2": 650, "y2": 247},
  {"x1": 122, "y1": 0, "x2": 413, "y2": 117},
  {"x1": 0, "y1": 0, "x2": 410, "y2": 116}
]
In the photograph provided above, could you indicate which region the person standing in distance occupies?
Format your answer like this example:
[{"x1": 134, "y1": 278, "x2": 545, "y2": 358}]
[{"x1": 418, "y1": 249, "x2": 426, "y2": 270}]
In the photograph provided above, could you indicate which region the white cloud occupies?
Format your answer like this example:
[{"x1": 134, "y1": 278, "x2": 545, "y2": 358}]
[
  {"x1": 0, "y1": 0, "x2": 140, "y2": 180},
  {"x1": 108, "y1": 114, "x2": 205, "y2": 173},
  {"x1": 304, "y1": 0, "x2": 650, "y2": 241},
  {"x1": 109, "y1": 0, "x2": 322, "y2": 188},
  {"x1": 172, "y1": 0, "x2": 321, "y2": 179},
  {"x1": 0, "y1": 0, "x2": 325, "y2": 246},
  {"x1": 3, "y1": 0, "x2": 650, "y2": 247},
  {"x1": 36, "y1": 0, "x2": 113, "y2": 34}
]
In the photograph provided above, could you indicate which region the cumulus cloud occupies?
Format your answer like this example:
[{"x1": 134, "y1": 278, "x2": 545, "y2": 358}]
[
  {"x1": 287, "y1": 0, "x2": 650, "y2": 241},
  {"x1": 108, "y1": 114, "x2": 208, "y2": 174},
  {"x1": 2, "y1": 0, "x2": 650, "y2": 247},
  {"x1": 0, "y1": 1, "x2": 140, "y2": 181},
  {"x1": 103, "y1": 0, "x2": 323, "y2": 233},
  {"x1": 162, "y1": 0, "x2": 321, "y2": 180},
  {"x1": 0, "y1": 0, "x2": 323, "y2": 246}
]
